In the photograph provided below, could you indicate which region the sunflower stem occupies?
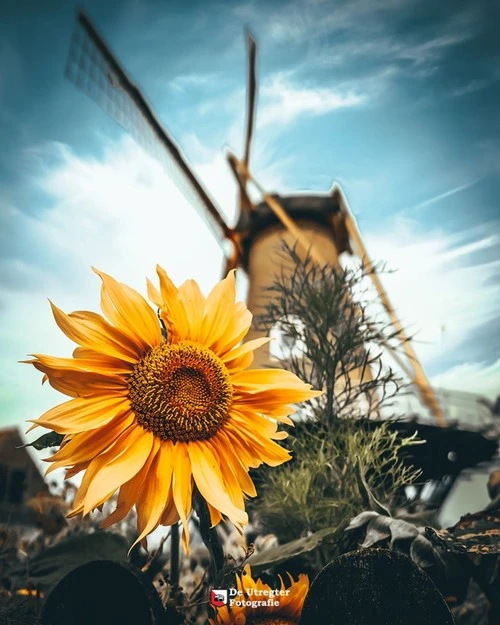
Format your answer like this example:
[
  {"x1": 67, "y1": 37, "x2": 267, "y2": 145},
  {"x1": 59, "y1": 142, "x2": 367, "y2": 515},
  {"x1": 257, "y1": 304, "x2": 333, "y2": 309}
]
[
  {"x1": 193, "y1": 491, "x2": 225, "y2": 582},
  {"x1": 170, "y1": 522, "x2": 180, "y2": 588}
]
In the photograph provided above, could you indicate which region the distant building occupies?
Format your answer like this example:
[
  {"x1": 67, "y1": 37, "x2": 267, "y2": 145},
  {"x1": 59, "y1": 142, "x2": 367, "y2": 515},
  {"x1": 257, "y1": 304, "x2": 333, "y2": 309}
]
[{"x1": 0, "y1": 427, "x2": 48, "y2": 525}]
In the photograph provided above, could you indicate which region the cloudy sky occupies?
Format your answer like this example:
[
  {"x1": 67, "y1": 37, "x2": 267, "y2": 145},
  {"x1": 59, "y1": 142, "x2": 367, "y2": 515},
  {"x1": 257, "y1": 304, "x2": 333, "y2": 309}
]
[{"x1": 1, "y1": 0, "x2": 499, "y2": 432}]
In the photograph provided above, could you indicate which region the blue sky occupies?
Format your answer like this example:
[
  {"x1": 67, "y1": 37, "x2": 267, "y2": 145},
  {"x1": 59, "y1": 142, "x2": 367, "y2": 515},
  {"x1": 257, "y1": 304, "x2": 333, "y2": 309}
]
[{"x1": 1, "y1": 0, "x2": 499, "y2": 430}]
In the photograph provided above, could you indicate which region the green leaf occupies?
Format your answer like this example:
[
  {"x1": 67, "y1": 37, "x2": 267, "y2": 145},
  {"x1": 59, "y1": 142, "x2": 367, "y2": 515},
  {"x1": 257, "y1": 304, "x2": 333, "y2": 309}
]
[
  {"x1": 20, "y1": 432, "x2": 64, "y2": 451},
  {"x1": 247, "y1": 526, "x2": 341, "y2": 574},
  {"x1": 10, "y1": 531, "x2": 128, "y2": 589},
  {"x1": 355, "y1": 457, "x2": 391, "y2": 517}
]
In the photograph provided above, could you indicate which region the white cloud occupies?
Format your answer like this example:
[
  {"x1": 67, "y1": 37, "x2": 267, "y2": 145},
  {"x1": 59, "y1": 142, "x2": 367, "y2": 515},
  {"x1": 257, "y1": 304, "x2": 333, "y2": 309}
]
[
  {"x1": 361, "y1": 217, "x2": 500, "y2": 371},
  {"x1": 248, "y1": 0, "x2": 480, "y2": 88},
  {"x1": 254, "y1": 0, "x2": 379, "y2": 44},
  {"x1": 262, "y1": 0, "x2": 479, "y2": 54},
  {"x1": 453, "y1": 73, "x2": 500, "y2": 97},
  {"x1": 318, "y1": 29, "x2": 473, "y2": 70},
  {"x1": 258, "y1": 73, "x2": 363, "y2": 127},
  {"x1": 414, "y1": 181, "x2": 480, "y2": 209},
  {"x1": 169, "y1": 72, "x2": 217, "y2": 93},
  {"x1": 393, "y1": 27, "x2": 477, "y2": 66},
  {"x1": 433, "y1": 358, "x2": 500, "y2": 400},
  {"x1": 414, "y1": 174, "x2": 497, "y2": 210},
  {"x1": 32, "y1": 137, "x2": 227, "y2": 289}
]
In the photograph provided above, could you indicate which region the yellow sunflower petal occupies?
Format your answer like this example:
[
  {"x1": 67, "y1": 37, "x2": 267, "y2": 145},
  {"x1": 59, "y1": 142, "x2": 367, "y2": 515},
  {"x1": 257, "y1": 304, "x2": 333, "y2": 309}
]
[
  {"x1": 45, "y1": 411, "x2": 135, "y2": 473},
  {"x1": 71, "y1": 452, "x2": 111, "y2": 514},
  {"x1": 231, "y1": 367, "x2": 320, "y2": 391},
  {"x1": 160, "y1": 503, "x2": 181, "y2": 527},
  {"x1": 101, "y1": 437, "x2": 161, "y2": 529},
  {"x1": 171, "y1": 442, "x2": 193, "y2": 550},
  {"x1": 133, "y1": 440, "x2": 175, "y2": 548},
  {"x1": 99, "y1": 287, "x2": 146, "y2": 353},
  {"x1": 225, "y1": 419, "x2": 291, "y2": 467},
  {"x1": 64, "y1": 461, "x2": 89, "y2": 481},
  {"x1": 49, "y1": 302, "x2": 140, "y2": 363},
  {"x1": 177, "y1": 279, "x2": 205, "y2": 342},
  {"x1": 26, "y1": 353, "x2": 131, "y2": 377},
  {"x1": 206, "y1": 502, "x2": 223, "y2": 527},
  {"x1": 146, "y1": 278, "x2": 162, "y2": 308},
  {"x1": 210, "y1": 302, "x2": 253, "y2": 356},
  {"x1": 206, "y1": 441, "x2": 244, "y2": 510},
  {"x1": 82, "y1": 426, "x2": 155, "y2": 514},
  {"x1": 156, "y1": 265, "x2": 189, "y2": 339},
  {"x1": 93, "y1": 268, "x2": 161, "y2": 349},
  {"x1": 188, "y1": 442, "x2": 247, "y2": 528},
  {"x1": 199, "y1": 270, "x2": 237, "y2": 346},
  {"x1": 211, "y1": 432, "x2": 257, "y2": 497},
  {"x1": 29, "y1": 395, "x2": 130, "y2": 434},
  {"x1": 220, "y1": 337, "x2": 271, "y2": 373},
  {"x1": 30, "y1": 362, "x2": 128, "y2": 399}
]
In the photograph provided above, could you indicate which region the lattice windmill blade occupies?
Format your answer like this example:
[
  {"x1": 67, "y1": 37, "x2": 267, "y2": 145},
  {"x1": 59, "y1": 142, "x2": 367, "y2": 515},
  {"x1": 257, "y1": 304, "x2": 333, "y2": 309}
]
[{"x1": 65, "y1": 10, "x2": 237, "y2": 252}]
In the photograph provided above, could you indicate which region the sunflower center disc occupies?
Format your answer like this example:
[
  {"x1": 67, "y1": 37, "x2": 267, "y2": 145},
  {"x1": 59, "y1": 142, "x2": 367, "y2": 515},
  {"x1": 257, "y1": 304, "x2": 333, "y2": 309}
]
[{"x1": 128, "y1": 341, "x2": 233, "y2": 442}]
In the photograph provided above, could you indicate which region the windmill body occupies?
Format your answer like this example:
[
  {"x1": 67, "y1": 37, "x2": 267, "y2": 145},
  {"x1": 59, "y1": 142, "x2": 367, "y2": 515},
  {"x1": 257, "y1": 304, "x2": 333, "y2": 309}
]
[{"x1": 237, "y1": 193, "x2": 349, "y2": 367}]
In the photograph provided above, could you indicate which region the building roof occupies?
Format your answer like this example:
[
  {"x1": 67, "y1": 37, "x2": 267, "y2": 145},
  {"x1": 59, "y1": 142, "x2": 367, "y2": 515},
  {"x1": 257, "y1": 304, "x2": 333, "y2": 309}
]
[
  {"x1": 235, "y1": 192, "x2": 351, "y2": 268},
  {"x1": 0, "y1": 427, "x2": 48, "y2": 496}
]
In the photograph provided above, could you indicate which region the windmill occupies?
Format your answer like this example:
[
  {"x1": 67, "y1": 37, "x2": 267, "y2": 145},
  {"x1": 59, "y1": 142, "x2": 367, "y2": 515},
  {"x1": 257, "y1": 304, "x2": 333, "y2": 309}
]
[{"x1": 65, "y1": 10, "x2": 443, "y2": 422}]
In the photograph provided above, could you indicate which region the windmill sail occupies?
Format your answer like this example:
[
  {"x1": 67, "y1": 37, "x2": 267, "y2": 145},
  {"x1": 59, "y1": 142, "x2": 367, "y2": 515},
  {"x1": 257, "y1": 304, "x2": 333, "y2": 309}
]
[
  {"x1": 236, "y1": 31, "x2": 257, "y2": 220},
  {"x1": 65, "y1": 10, "x2": 235, "y2": 248},
  {"x1": 243, "y1": 32, "x2": 257, "y2": 169}
]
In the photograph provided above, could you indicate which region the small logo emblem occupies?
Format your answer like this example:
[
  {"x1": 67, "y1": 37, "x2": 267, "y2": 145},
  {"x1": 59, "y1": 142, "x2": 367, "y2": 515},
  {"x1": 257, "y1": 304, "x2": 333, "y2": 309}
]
[{"x1": 210, "y1": 589, "x2": 228, "y2": 607}]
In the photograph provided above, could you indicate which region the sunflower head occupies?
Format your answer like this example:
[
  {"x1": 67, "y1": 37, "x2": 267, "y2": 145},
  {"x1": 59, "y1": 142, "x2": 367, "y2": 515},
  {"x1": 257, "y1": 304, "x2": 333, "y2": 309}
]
[
  {"x1": 26, "y1": 266, "x2": 322, "y2": 550},
  {"x1": 210, "y1": 566, "x2": 309, "y2": 625}
]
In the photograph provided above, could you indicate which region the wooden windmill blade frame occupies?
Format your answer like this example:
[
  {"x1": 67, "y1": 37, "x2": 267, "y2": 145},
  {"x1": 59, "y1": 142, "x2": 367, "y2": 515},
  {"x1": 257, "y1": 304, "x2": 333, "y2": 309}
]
[
  {"x1": 66, "y1": 10, "x2": 237, "y2": 253},
  {"x1": 332, "y1": 186, "x2": 444, "y2": 422},
  {"x1": 233, "y1": 31, "x2": 258, "y2": 223},
  {"x1": 242, "y1": 32, "x2": 257, "y2": 171}
]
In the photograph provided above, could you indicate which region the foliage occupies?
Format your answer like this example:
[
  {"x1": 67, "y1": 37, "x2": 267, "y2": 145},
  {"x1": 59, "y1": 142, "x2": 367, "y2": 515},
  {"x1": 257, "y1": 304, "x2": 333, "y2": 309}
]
[
  {"x1": 255, "y1": 420, "x2": 421, "y2": 546},
  {"x1": 252, "y1": 245, "x2": 421, "y2": 556},
  {"x1": 247, "y1": 526, "x2": 341, "y2": 575},
  {"x1": 257, "y1": 245, "x2": 410, "y2": 421},
  {"x1": 19, "y1": 432, "x2": 64, "y2": 451}
]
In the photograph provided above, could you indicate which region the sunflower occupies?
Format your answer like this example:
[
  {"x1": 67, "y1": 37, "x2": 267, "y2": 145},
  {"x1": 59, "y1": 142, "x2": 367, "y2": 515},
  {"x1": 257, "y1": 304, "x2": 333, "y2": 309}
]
[
  {"x1": 26, "y1": 266, "x2": 321, "y2": 549},
  {"x1": 209, "y1": 566, "x2": 309, "y2": 625}
]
